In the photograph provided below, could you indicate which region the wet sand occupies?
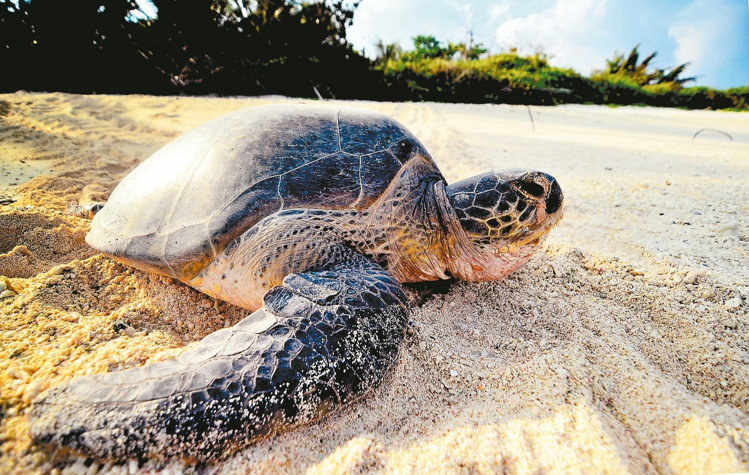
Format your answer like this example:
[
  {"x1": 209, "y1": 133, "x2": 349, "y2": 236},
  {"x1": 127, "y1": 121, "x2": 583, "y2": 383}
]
[{"x1": 0, "y1": 92, "x2": 747, "y2": 473}]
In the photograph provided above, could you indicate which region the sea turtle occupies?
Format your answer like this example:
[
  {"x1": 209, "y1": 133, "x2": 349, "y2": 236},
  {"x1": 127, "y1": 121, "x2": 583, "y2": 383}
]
[{"x1": 30, "y1": 104, "x2": 564, "y2": 461}]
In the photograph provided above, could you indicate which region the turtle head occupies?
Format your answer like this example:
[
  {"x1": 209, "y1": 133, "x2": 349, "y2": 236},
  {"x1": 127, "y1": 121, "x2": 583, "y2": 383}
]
[{"x1": 444, "y1": 169, "x2": 563, "y2": 281}]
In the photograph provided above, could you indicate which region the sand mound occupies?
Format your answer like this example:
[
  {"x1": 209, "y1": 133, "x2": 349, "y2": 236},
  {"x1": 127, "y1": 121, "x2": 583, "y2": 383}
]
[{"x1": 0, "y1": 92, "x2": 747, "y2": 473}]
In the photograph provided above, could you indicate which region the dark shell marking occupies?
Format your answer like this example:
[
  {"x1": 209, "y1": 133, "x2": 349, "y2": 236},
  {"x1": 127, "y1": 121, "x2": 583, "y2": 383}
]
[{"x1": 86, "y1": 105, "x2": 436, "y2": 280}]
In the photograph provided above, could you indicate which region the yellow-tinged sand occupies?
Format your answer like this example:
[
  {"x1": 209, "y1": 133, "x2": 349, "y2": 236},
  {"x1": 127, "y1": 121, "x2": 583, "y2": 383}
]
[{"x1": 0, "y1": 92, "x2": 747, "y2": 474}]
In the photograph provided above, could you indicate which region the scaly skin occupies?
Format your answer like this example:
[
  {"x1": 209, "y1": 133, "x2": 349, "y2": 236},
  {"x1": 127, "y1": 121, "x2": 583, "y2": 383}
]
[
  {"x1": 30, "y1": 155, "x2": 564, "y2": 461},
  {"x1": 189, "y1": 156, "x2": 453, "y2": 308},
  {"x1": 30, "y1": 248, "x2": 408, "y2": 461},
  {"x1": 189, "y1": 159, "x2": 564, "y2": 310}
]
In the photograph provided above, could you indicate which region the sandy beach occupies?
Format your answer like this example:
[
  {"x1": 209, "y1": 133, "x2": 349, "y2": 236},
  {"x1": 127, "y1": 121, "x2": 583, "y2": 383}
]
[{"x1": 1, "y1": 92, "x2": 747, "y2": 473}]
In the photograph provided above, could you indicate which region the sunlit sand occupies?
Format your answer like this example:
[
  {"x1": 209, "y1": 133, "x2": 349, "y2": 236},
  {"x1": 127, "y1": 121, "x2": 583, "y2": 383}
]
[{"x1": 1, "y1": 92, "x2": 747, "y2": 473}]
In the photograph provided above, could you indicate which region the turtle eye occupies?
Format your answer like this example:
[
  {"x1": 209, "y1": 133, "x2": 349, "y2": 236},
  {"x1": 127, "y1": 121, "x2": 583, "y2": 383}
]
[{"x1": 516, "y1": 180, "x2": 545, "y2": 198}]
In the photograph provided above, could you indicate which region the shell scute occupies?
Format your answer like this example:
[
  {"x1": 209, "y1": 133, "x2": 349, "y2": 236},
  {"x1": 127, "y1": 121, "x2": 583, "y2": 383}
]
[
  {"x1": 86, "y1": 104, "x2": 441, "y2": 279},
  {"x1": 339, "y1": 109, "x2": 408, "y2": 154},
  {"x1": 278, "y1": 152, "x2": 360, "y2": 206}
]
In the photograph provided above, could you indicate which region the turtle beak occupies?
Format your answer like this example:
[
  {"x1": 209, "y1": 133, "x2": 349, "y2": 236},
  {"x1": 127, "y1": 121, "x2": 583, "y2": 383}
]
[
  {"x1": 494, "y1": 172, "x2": 564, "y2": 254},
  {"x1": 526, "y1": 173, "x2": 564, "y2": 228},
  {"x1": 545, "y1": 177, "x2": 564, "y2": 215}
]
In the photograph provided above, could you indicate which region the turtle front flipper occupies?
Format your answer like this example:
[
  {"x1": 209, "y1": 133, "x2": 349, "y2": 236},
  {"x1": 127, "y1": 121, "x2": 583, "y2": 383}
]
[{"x1": 29, "y1": 249, "x2": 408, "y2": 461}]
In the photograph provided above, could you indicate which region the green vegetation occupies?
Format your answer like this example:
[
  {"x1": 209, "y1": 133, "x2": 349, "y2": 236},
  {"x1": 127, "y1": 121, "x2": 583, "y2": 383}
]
[
  {"x1": 0, "y1": 1, "x2": 746, "y2": 109},
  {"x1": 595, "y1": 44, "x2": 695, "y2": 88},
  {"x1": 376, "y1": 38, "x2": 588, "y2": 104},
  {"x1": 377, "y1": 37, "x2": 748, "y2": 109}
]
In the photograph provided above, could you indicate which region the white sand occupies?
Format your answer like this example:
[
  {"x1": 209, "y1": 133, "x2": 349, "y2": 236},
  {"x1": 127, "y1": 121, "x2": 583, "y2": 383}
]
[{"x1": 0, "y1": 92, "x2": 747, "y2": 473}]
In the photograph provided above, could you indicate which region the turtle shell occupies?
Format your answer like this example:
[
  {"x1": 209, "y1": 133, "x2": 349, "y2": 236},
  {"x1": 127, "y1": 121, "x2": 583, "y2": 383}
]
[{"x1": 86, "y1": 104, "x2": 443, "y2": 280}]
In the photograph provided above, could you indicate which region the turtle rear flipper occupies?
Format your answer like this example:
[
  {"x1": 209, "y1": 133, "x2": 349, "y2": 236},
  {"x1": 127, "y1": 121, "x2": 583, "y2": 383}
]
[{"x1": 29, "y1": 248, "x2": 408, "y2": 461}]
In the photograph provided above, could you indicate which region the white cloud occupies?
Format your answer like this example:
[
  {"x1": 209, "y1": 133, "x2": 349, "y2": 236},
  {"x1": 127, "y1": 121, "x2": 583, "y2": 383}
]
[
  {"x1": 347, "y1": 0, "x2": 412, "y2": 56},
  {"x1": 667, "y1": 0, "x2": 732, "y2": 85},
  {"x1": 490, "y1": 4, "x2": 510, "y2": 23},
  {"x1": 348, "y1": 0, "x2": 747, "y2": 87},
  {"x1": 669, "y1": 24, "x2": 708, "y2": 67},
  {"x1": 493, "y1": 0, "x2": 610, "y2": 73},
  {"x1": 348, "y1": 0, "x2": 476, "y2": 57}
]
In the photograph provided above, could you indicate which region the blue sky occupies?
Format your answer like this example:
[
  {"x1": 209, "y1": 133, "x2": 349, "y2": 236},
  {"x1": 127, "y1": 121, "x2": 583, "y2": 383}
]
[{"x1": 348, "y1": 0, "x2": 749, "y2": 89}]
